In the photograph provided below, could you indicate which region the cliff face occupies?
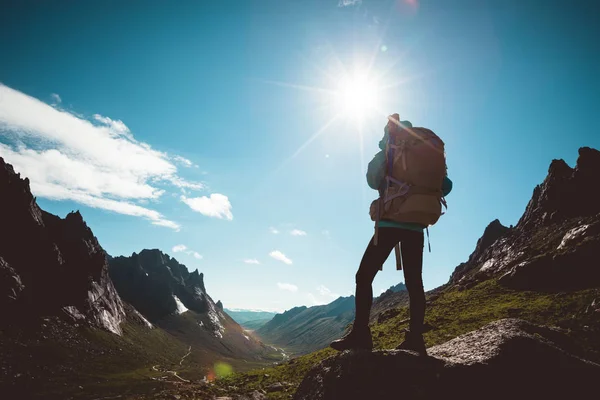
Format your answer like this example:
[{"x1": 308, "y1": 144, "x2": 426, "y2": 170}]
[{"x1": 0, "y1": 157, "x2": 125, "y2": 334}]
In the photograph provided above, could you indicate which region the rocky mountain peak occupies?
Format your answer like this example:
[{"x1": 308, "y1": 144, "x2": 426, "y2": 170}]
[
  {"x1": 518, "y1": 147, "x2": 600, "y2": 230},
  {"x1": 188, "y1": 269, "x2": 206, "y2": 292},
  {"x1": 449, "y1": 147, "x2": 600, "y2": 291},
  {"x1": 468, "y1": 219, "x2": 510, "y2": 263},
  {"x1": 0, "y1": 157, "x2": 125, "y2": 334}
]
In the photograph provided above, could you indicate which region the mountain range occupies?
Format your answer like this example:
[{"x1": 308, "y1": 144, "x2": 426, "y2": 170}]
[
  {"x1": 0, "y1": 156, "x2": 282, "y2": 399},
  {"x1": 2, "y1": 146, "x2": 600, "y2": 400},
  {"x1": 224, "y1": 309, "x2": 277, "y2": 330}
]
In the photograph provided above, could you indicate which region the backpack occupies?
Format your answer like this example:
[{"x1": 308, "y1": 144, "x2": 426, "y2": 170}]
[{"x1": 369, "y1": 115, "x2": 447, "y2": 230}]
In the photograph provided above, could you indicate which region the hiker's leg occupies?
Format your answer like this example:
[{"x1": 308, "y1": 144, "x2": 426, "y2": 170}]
[
  {"x1": 401, "y1": 231, "x2": 425, "y2": 333},
  {"x1": 354, "y1": 229, "x2": 400, "y2": 329}
]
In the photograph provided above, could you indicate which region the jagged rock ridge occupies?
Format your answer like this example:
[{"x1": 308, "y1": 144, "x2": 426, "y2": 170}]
[
  {"x1": 0, "y1": 157, "x2": 125, "y2": 334},
  {"x1": 448, "y1": 147, "x2": 600, "y2": 291},
  {"x1": 108, "y1": 249, "x2": 277, "y2": 360}
]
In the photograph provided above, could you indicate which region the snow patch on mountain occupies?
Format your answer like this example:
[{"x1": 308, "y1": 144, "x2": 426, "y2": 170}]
[{"x1": 173, "y1": 295, "x2": 188, "y2": 314}]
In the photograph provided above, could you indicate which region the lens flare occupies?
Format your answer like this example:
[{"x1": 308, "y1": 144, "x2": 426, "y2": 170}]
[{"x1": 214, "y1": 361, "x2": 234, "y2": 378}]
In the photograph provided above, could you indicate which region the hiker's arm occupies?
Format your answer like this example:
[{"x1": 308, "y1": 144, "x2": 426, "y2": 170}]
[
  {"x1": 442, "y1": 176, "x2": 453, "y2": 197},
  {"x1": 366, "y1": 151, "x2": 386, "y2": 190}
]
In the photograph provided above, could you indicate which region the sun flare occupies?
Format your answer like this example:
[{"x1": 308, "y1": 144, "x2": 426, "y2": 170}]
[{"x1": 334, "y1": 72, "x2": 382, "y2": 121}]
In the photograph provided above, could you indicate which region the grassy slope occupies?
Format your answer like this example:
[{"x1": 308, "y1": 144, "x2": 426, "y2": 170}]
[
  {"x1": 0, "y1": 314, "x2": 279, "y2": 400},
  {"x1": 214, "y1": 280, "x2": 600, "y2": 399}
]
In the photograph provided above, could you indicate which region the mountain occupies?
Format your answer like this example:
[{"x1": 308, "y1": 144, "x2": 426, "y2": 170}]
[
  {"x1": 0, "y1": 157, "x2": 280, "y2": 399},
  {"x1": 108, "y1": 249, "x2": 281, "y2": 362},
  {"x1": 225, "y1": 309, "x2": 277, "y2": 330},
  {"x1": 371, "y1": 281, "x2": 409, "y2": 324},
  {"x1": 449, "y1": 146, "x2": 600, "y2": 291},
  {"x1": 0, "y1": 156, "x2": 126, "y2": 333},
  {"x1": 256, "y1": 296, "x2": 355, "y2": 355}
]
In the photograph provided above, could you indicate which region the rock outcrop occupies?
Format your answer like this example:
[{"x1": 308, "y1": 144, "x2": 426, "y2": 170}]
[
  {"x1": 0, "y1": 157, "x2": 125, "y2": 334},
  {"x1": 518, "y1": 147, "x2": 600, "y2": 230},
  {"x1": 448, "y1": 147, "x2": 600, "y2": 291},
  {"x1": 293, "y1": 319, "x2": 599, "y2": 400}
]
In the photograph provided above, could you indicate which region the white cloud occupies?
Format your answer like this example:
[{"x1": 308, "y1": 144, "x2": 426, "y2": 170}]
[
  {"x1": 0, "y1": 84, "x2": 207, "y2": 230},
  {"x1": 338, "y1": 0, "x2": 362, "y2": 7},
  {"x1": 269, "y1": 250, "x2": 292, "y2": 265},
  {"x1": 172, "y1": 155, "x2": 195, "y2": 168},
  {"x1": 172, "y1": 244, "x2": 188, "y2": 253},
  {"x1": 317, "y1": 285, "x2": 338, "y2": 298},
  {"x1": 181, "y1": 193, "x2": 233, "y2": 220},
  {"x1": 277, "y1": 282, "x2": 298, "y2": 292},
  {"x1": 290, "y1": 229, "x2": 307, "y2": 236},
  {"x1": 172, "y1": 244, "x2": 202, "y2": 260},
  {"x1": 269, "y1": 227, "x2": 279, "y2": 234},
  {"x1": 93, "y1": 114, "x2": 134, "y2": 140},
  {"x1": 50, "y1": 93, "x2": 61, "y2": 104},
  {"x1": 244, "y1": 259, "x2": 260, "y2": 265}
]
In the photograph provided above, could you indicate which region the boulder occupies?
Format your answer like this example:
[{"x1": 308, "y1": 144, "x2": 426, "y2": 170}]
[{"x1": 293, "y1": 319, "x2": 599, "y2": 400}]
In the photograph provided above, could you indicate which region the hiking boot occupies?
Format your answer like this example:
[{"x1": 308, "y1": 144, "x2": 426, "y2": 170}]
[
  {"x1": 396, "y1": 330, "x2": 427, "y2": 355},
  {"x1": 330, "y1": 327, "x2": 373, "y2": 351}
]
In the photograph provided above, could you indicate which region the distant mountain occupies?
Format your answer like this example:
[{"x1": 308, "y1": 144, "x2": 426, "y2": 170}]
[
  {"x1": 108, "y1": 249, "x2": 278, "y2": 361},
  {"x1": 371, "y1": 281, "x2": 409, "y2": 323},
  {"x1": 225, "y1": 309, "x2": 277, "y2": 330},
  {"x1": 256, "y1": 296, "x2": 355, "y2": 355},
  {"x1": 387, "y1": 282, "x2": 407, "y2": 293}
]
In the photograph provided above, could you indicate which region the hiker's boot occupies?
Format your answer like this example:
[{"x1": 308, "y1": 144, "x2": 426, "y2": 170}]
[
  {"x1": 396, "y1": 330, "x2": 427, "y2": 355},
  {"x1": 330, "y1": 326, "x2": 373, "y2": 351}
]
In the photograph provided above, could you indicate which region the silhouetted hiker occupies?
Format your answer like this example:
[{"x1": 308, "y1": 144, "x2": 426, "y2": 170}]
[{"x1": 330, "y1": 114, "x2": 452, "y2": 355}]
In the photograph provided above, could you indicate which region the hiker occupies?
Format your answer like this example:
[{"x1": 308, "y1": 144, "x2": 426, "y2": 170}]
[{"x1": 330, "y1": 114, "x2": 453, "y2": 355}]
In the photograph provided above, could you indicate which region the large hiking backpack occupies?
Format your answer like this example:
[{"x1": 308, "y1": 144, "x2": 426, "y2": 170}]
[{"x1": 370, "y1": 115, "x2": 447, "y2": 228}]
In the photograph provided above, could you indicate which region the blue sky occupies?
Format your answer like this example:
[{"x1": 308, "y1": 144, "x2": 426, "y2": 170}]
[{"x1": 1, "y1": 0, "x2": 599, "y2": 312}]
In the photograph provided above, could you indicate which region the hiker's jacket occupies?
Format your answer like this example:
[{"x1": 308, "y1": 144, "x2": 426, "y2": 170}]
[{"x1": 366, "y1": 120, "x2": 453, "y2": 232}]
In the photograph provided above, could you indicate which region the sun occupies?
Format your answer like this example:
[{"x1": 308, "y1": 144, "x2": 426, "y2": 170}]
[{"x1": 334, "y1": 72, "x2": 382, "y2": 122}]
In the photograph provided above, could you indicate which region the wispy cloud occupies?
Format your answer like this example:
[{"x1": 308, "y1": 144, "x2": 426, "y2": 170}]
[
  {"x1": 172, "y1": 155, "x2": 195, "y2": 168},
  {"x1": 317, "y1": 285, "x2": 338, "y2": 299},
  {"x1": 277, "y1": 282, "x2": 298, "y2": 292},
  {"x1": 269, "y1": 227, "x2": 280, "y2": 234},
  {"x1": 181, "y1": 194, "x2": 233, "y2": 220},
  {"x1": 172, "y1": 244, "x2": 203, "y2": 260},
  {"x1": 290, "y1": 229, "x2": 307, "y2": 236},
  {"x1": 244, "y1": 259, "x2": 260, "y2": 265},
  {"x1": 50, "y1": 93, "x2": 61, "y2": 104},
  {"x1": 172, "y1": 244, "x2": 188, "y2": 253},
  {"x1": 0, "y1": 84, "x2": 206, "y2": 230},
  {"x1": 338, "y1": 0, "x2": 362, "y2": 7},
  {"x1": 269, "y1": 250, "x2": 292, "y2": 265}
]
